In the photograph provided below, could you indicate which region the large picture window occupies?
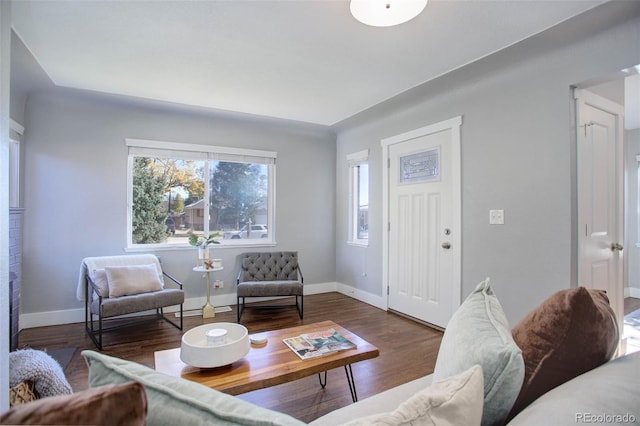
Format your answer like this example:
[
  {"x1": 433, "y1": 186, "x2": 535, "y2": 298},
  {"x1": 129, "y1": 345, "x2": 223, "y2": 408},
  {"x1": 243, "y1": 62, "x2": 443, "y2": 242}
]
[
  {"x1": 126, "y1": 139, "x2": 275, "y2": 248},
  {"x1": 347, "y1": 149, "x2": 369, "y2": 246}
]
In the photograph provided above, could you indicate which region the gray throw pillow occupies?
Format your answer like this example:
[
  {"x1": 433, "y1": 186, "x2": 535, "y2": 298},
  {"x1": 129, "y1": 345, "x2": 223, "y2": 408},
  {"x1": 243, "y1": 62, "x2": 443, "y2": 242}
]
[
  {"x1": 433, "y1": 278, "x2": 524, "y2": 426},
  {"x1": 82, "y1": 350, "x2": 304, "y2": 426}
]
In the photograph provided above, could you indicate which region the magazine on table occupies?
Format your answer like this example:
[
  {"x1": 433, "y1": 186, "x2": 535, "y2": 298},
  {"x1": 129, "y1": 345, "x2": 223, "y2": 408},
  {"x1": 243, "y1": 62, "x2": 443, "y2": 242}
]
[{"x1": 283, "y1": 328, "x2": 357, "y2": 360}]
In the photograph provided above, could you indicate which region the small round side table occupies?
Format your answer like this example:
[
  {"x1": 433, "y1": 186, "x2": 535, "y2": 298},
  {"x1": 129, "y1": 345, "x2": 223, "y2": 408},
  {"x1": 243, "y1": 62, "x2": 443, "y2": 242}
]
[{"x1": 193, "y1": 266, "x2": 223, "y2": 318}]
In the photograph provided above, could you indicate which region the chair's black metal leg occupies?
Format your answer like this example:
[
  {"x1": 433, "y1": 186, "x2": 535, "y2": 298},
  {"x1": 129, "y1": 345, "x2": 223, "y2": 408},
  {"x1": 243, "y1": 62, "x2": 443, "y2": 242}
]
[
  {"x1": 345, "y1": 365, "x2": 358, "y2": 402},
  {"x1": 318, "y1": 371, "x2": 328, "y2": 389},
  {"x1": 85, "y1": 282, "x2": 102, "y2": 350},
  {"x1": 159, "y1": 306, "x2": 183, "y2": 331},
  {"x1": 294, "y1": 295, "x2": 303, "y2": 319},
  {"x1": 85, "y1": 306, "x2": 103, "y2": 350},
  {"x1": 98, "y1": 310, "x2": 103, "y2": 350}
]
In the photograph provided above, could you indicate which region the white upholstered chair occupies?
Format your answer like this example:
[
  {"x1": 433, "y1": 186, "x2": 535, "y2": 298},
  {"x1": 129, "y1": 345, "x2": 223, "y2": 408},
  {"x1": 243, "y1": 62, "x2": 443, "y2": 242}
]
[{"x1": 80, "y1": 254, "x2": 184, "y2": 350}]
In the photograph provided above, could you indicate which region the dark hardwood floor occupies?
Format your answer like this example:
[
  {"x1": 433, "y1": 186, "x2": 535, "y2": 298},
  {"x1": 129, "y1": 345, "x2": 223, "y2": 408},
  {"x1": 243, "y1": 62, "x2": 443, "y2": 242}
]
[
  {"x1": 17, "y1": 292, "x2": 443, "y2": 423},
  {"x1": 625, "y1": 297, "x2": 640, "y2": 315}
]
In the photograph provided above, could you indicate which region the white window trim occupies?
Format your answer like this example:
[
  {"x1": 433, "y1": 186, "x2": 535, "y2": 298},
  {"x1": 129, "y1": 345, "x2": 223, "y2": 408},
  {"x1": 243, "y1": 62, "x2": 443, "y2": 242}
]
[
  {"x1": 636, "y1": 154, "x2": 640, "y2": 248},
  {"x1": 125, "y1": 138, "x2": 276, "y2": 250},
  {"x1": 126, "y1": 138, "x2": 276, "y2": 161},
  {"x1": 9, "y1": 119, "x2": 24, "y2": 208},
  {"x1": 347, "y1": 149, "x2": 369, "y2": 247},
  {"x1": 9, "y1": 139, "x2": 19, "y2": 208}
]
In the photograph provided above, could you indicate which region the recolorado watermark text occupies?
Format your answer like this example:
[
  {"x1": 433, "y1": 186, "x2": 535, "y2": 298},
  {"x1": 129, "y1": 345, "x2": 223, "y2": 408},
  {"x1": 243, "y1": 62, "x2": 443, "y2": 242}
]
[{"x1": 576, "y1": 413, "x2": 636, "y2": 423}]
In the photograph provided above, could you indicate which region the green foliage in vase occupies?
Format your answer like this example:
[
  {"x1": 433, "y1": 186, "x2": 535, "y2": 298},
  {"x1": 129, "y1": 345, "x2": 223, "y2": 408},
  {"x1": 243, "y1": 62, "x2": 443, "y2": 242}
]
[{"x1": 188, "y1": 232, "x2": 222, "y2": 247}]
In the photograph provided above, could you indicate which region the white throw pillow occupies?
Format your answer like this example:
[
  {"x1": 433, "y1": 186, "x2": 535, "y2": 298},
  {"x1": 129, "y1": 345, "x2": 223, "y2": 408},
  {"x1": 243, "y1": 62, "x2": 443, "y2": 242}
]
[
  {"x1": 343, "y1": 365, "x2": 484, "y2": 426},
  {"x1": 105, "y1": 264, "x2": 163, "y2": 298},
  {"x1": 432, "y1": 278, "x2": 524, "y2": 426},
  {"x1": 90, "y1": 269, "x2": 110, "y2": 299}
]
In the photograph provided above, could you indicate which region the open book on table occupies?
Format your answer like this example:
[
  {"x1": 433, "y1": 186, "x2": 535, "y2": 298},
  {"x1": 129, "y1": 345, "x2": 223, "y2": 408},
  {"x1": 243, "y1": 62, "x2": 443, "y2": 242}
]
[{"x1": 283, "y1": 328, "x2": 357, "y2": 360}]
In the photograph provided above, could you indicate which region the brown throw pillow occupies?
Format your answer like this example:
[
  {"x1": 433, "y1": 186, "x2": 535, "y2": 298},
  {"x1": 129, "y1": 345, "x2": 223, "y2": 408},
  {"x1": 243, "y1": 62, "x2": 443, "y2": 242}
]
[
  {"x1": 0, "y1": 382, "x2": 147, "y2": 425},
  {"x1": 507, "y1": 287, "x2": 618, "y2": 419}
]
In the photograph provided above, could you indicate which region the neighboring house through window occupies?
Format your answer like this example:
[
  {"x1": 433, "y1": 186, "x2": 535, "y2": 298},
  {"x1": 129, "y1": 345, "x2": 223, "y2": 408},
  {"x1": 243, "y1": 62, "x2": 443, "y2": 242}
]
[
  {"x1": 126, "y1": 138, "x2": 276, "y2": 249},
  {"x1": 348, "y1": 149, "x2": 369, "y2": 246}
]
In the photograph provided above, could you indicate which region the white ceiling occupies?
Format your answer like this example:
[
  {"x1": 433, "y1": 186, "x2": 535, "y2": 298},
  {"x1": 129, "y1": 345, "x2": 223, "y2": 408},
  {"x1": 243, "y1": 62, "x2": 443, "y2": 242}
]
[{"x1": 11, "y1": 0, "x2": 605, "y2": 126}]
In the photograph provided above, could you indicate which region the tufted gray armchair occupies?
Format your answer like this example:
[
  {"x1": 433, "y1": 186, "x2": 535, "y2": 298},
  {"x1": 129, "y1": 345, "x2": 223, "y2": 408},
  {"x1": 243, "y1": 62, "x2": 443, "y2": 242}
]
[{"x1": 236, "y1": 251, "x2": 303, "y2": 322}]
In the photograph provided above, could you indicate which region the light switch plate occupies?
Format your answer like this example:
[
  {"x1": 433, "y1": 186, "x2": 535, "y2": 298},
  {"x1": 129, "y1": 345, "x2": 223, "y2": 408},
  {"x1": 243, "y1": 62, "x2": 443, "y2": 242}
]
[{"x1": 490, "y1": 209, "x2": 504, "y2": 225}]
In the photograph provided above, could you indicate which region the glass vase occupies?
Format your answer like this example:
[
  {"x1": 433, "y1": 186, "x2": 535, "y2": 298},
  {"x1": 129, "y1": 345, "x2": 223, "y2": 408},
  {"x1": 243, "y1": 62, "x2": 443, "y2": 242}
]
[{"x1": 197, "y1": 246, "x2": 210, "y2": 266}]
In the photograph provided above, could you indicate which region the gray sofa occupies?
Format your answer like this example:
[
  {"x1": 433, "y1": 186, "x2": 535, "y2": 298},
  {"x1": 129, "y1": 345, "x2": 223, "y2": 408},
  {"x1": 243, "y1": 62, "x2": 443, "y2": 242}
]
[
  {"x1": 310, "y1": 351, "x2": 640, "y2": 425},
  {"x1": 3, "y1": 349, "x2": 637, "y2": 426},
  {"x1": 312, "y1": 281, "x2": 638, "y2": 425}
]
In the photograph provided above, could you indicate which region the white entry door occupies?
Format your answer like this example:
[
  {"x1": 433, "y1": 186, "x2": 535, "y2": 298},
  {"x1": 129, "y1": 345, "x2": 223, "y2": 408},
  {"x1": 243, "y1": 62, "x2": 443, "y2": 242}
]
[
  {"x1": 382, "y1": 117, "x2": 462, "y2": 328},
  {"x1": 576, "y1": 89, "x2": 624, "y2": 330}
]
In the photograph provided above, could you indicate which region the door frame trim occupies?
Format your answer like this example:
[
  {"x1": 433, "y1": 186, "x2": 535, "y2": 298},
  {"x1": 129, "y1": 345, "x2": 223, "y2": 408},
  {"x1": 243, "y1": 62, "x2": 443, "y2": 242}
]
[
  {"x1": 574, "y1": 89, "x2": 625, "y2": 331},
  {"x1": 381, "y1": 116, "x2": 463, "y2": 317}
]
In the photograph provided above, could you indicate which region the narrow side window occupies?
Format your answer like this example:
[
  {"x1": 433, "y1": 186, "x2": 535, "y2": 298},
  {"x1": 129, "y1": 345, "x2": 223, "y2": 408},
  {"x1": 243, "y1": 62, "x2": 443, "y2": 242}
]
[{"x1": 348, "y1": 150, "x2": 369, "y2": 246}]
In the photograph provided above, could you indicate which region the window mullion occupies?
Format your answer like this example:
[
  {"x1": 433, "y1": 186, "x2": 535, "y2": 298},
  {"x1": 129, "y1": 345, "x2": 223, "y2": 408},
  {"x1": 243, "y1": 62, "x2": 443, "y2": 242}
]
[{"x1": 204, "y1": 160, "x2": 210, "y2": 235}]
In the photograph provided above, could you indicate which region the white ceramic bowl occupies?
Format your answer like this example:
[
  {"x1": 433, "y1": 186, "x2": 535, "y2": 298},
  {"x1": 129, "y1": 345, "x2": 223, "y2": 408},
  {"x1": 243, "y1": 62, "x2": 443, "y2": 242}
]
[{"x1": 180, "y1": 323, "x2": 250, "y2": 368}]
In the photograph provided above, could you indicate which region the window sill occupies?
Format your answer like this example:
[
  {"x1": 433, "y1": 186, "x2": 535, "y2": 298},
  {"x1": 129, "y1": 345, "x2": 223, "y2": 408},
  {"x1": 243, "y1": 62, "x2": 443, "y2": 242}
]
[
  {"x1": 347, "y1": 241, "x2": 369, "y2": 248},
  {"x1": 125, "y1": 241, "x2": 277, "y2": 252}
]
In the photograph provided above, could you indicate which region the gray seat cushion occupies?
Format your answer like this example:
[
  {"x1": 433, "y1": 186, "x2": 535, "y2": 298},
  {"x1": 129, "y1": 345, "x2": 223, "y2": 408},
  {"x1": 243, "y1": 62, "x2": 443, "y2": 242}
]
[
  {"x1": 237, "y1": 281, "x2": 303, "y2": 297},
  {"x1": 91, "y1": 289, "x2": 184, "y2": 318}
]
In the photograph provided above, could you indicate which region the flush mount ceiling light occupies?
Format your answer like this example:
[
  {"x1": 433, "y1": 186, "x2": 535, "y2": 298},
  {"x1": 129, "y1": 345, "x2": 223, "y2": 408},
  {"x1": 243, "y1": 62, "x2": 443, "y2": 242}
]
[{"x1": 350, "y1": 0, "x2": 428, "y2": 27}]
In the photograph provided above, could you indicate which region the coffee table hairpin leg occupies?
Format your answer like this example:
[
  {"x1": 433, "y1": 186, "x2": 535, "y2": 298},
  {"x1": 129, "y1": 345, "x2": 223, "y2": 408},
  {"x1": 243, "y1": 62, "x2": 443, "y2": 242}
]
[{"x1": 317, "y1": 365, "x2": 358, "y2": 402}]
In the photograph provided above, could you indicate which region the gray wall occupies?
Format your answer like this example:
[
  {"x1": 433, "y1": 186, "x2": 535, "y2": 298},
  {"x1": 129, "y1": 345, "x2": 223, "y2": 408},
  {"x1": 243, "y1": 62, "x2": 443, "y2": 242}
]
[
  {"x1": 10, "y1": 32, "x2": 54, "y2": 127},
  {"x1": 335, "y1": 2, "x2": 640, "y2": 325},
  {"x1": 20, "y1": 88, "x2": 336, "y2": 316}
]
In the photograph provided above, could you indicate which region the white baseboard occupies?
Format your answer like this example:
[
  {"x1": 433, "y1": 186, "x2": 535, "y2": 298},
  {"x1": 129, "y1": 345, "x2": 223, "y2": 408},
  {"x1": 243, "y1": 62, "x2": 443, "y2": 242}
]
[
  {"x1": 20, "y1": 281, "x2": 388, "y2": 329},
  {"x1": 626, "y1": 287, "x2": 640, "y2": 298},
  {"x1": 20, "y1": 308, "x2": 86, "y2": 330},
  {"x1": 336, "y1": 283, "x2": 387, "y2": 311},
  {"x1": 305, "y1": 281, "x2": 339, "y2": 295}
]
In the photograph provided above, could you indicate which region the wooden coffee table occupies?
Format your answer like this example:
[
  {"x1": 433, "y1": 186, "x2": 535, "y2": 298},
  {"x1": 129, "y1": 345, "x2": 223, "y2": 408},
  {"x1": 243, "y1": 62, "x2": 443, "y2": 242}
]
[{"x1": 154, "y1": 320, "x2": 379, "y2": 402}]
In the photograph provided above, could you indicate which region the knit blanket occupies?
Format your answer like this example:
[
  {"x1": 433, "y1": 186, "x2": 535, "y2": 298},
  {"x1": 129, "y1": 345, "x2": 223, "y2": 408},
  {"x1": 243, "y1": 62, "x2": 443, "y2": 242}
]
[{"x1": 9, "y1": 349, "x2": 73, "y2": 398}]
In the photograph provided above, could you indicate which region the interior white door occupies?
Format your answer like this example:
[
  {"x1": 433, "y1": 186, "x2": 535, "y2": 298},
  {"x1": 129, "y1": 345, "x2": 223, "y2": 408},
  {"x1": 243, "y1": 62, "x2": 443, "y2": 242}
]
[
  {"x1": 383, "y1": 117, "x2": 461, "y2": 328},
  {"x1": 576, "y1": 89, "x2": 624, "y2": 330}
]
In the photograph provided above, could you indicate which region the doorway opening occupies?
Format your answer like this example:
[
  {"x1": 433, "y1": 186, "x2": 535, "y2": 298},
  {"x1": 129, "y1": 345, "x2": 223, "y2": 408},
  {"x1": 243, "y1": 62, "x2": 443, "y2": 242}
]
[{"x1": 574, "y1": 64, "x2": 640, "y2": 355}]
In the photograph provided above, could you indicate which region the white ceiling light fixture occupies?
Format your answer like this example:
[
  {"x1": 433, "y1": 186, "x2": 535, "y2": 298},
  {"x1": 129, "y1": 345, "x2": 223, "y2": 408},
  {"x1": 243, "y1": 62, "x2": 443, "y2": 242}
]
[{"x1": 350, "y1": 0, "x2": 428, "y2": 27}]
